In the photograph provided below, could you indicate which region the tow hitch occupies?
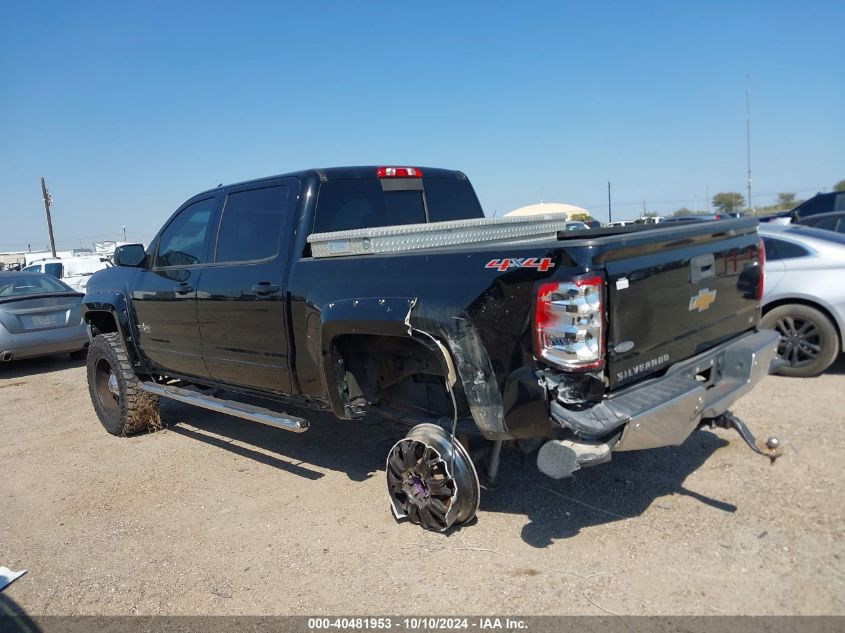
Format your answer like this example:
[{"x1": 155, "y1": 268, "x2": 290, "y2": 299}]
[{"x1": 705, "y1": 412, "x2": 783, "y2": 463}]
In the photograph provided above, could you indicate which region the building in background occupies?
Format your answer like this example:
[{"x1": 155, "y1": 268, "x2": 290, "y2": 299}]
[{"x1": 504, "y1": 202, "x2": 589, "y2": 219}]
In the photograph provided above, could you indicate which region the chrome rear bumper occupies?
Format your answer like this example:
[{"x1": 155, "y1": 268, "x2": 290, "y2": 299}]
[{"x1": 549, "y1": 329, "x2": 781, "y2": 451}]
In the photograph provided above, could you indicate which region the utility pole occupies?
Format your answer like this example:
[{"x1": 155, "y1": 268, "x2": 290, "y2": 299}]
[
  {"x1": 122, "y1": 226, "x2": 127, "y2": 242},
  {"x1": 40, "y1": 177, "x2": 57, "y2": 257},
  {"x1": 746, "y1": 74, "x2": 752, "y2": 213},
  {"x1": 607, "y1": 182, "x2": 612, "y2": 223}
]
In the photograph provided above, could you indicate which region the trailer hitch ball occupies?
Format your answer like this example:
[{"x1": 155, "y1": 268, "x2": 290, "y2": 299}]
[{"x1": 709, "y1": 412, "x2": 784, "y2": 464}]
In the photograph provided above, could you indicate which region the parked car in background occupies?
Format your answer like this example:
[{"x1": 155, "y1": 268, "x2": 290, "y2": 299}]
[
  {"x1": 758, "y1": 224, "x2": 845, "y2": 376},
  {"x1": 563, "y1": 220, "x2": 590, "y2": 231},
  {"x1": 604, "y1": 220, "x2": 635, "y2": 228},
  {"x1": 759, "y1": 191, "x2": 845, "y2": 225},
  {"x1": 796, "y1": 211, "x2": 845, "y2": 234},
  {"x1": 0, "y1": 271, "x2": 87, "y2": 363},
  {"x1": 22, "y1": 255, "x2": 112, "y2": 293}
]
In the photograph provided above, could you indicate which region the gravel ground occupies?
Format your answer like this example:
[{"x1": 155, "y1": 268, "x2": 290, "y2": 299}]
[{"x1": 1, "y1": 355, "x2": 843, "y2": 616}]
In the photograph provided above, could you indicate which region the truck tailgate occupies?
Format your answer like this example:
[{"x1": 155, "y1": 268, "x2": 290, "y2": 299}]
[{"x1": 599, "y1": 219, "x2": 762, "y2": 390}]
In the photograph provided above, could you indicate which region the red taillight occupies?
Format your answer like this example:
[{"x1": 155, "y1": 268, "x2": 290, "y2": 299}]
[
  {"x1": 535, "y1": 274, "x2": 605, "y2": 371},
  {"x1": 377, "y1": 166, "x2": 423, "y2": 178},
  {"x1": 757, "y1": 237, "x2": 765, "y2": 301}
]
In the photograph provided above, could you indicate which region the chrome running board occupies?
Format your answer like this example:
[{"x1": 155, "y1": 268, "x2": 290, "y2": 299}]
[{"x1": 140, "y1": 382, "x2": 309, "y2": 433}]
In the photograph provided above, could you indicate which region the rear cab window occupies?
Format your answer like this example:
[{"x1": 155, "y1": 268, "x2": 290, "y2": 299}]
[
  {"x1": 0, "y1": 274, "x2": 72, "y2": 296},
  {"x1": 44, "y1": 263, "x2": 64, "y2": 279},
  {"x1": 313, "y1": 177, "x2": 483, "y2": 234}
]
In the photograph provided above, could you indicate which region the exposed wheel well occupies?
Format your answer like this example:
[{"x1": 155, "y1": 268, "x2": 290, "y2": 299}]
[
  {"x1": 331, "y1": 333, "x2": 468, "y2": 422},
  {"x1": 86, "y1": 311, "x2": 119, "y2": 335},
  {"x1": 763, "y1": 298, "x2": 842, "y2": 349}
]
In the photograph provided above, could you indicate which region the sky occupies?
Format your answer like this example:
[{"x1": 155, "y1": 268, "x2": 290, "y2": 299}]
[{"x1": 1, "y1": 1, "x2": 843, "y2": 252}]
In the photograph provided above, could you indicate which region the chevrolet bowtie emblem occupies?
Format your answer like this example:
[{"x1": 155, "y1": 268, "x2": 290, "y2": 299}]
[{"x1": 689, "y1": 288, "x2": 717, "y2": 312}]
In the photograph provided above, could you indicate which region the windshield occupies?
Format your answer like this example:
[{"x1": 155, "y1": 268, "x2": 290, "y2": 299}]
[{"x1": 0, "y1": 274, "x2": 74, "y2": 297}]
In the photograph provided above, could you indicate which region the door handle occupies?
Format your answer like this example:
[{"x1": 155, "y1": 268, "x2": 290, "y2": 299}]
[
  {"x1": 252, "y1": 282, "x2": 280, "y2": 295},
  {"x1": 174, "y1": 283, "x2": 194, "y2": 295}
]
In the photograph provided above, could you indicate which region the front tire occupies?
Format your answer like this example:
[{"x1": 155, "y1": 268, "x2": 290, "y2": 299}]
[
  {"x1": 86, "y1": 333, "x2": 160, "y2": 435},
  {"x1": 761, "y1": 304, "x2": 840, "y2": 377}
]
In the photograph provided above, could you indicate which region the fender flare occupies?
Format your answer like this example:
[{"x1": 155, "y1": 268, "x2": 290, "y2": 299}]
[{"x1": 81, "y1": 289, "x2": 144, "y2": 367}]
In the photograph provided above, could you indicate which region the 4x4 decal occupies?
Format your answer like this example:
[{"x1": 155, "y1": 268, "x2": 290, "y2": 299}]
[{"x1": 485, "y1": 257, "x2": 555, "y2": 272}]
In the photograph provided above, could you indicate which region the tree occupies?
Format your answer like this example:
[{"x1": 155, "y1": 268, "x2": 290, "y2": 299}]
[
  {"x1": 712, "y1": 192, "x2": 745, "y2": 214},
  {"x1": 673, "y1": 207, "x2": 694, "y2": 217},
  {"x1": 834, "y1": 180, "x2": 845, "y2": 192},
  {"x1": 569, "y1": 212, "x2": 594, "y2": 223},
  {"x1": 642, "y1": 211, "x2": 659, "y2": 218},
  {"x1": 777, "y1": 192, "x2": 796, "y2": 209}
]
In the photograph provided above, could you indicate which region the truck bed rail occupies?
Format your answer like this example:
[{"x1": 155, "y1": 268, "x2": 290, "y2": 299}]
[{"x1": 307, "y1": 214, "x2": 570, "y2": 258}]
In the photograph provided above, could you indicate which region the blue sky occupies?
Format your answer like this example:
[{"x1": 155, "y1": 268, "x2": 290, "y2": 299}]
[{"x1": 1, "y1": 1, "x2": 842, "y2": 251}]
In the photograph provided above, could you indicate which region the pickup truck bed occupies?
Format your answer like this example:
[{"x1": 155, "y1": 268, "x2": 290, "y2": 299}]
[{"x1": 81, "y1": 166, "x2": 781, "y2": 532}]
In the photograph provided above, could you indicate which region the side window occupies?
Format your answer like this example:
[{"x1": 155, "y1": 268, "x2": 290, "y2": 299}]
[
  {"x1": 834, "y1": 193, "x2": 845, "y2": 212},
  {"x1": 215, "y1": 186, "x2": 289, "y2": 263},
  {"x1": 795, "y1": 195, "x2": 829, "y2": 219},
  {"x1": 762, "y1": 238, "x2": 779, "y2": 261},
  {"x1": 156, "y1": 198, "x2": 216, "y2": 267},
  {"x1": 44, "y1": 263, "x2": 64, "y2": 278},
  {"x1": 765, "y1": 237, "x2": 809, "y2": 261},
  {"x1": 814, "y1": 216, "x2": 837, "y2": 231},
  {"x1": 22, "y1": 265, "x2": 41, "y2": 273}
]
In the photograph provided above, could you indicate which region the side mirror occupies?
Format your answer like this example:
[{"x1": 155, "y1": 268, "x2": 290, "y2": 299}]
[{"x1": 114, "y1": 244, "x2": 147, "y2": 267}]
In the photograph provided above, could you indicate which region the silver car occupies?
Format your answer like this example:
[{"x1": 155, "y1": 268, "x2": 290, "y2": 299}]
[
  {"x1": 759, "y1": 224, "x2": 845, "y2": 376},
  {"x1": 0, "y1": 271, "x2": 87, "y2": 362},
  {"x1": 564, "y1": 221, "x2": 590, "y2": 231}
]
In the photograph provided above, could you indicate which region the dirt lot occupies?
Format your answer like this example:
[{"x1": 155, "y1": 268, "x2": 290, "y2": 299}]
[{"x1": 1, "y1": 356, "x2": 844, "y2": 616}]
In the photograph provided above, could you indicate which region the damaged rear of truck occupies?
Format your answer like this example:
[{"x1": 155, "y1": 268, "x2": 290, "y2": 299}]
[
  {"x1": 286, "y1": 177, "x2": 780, "y2": 530},
  {"x1": 83, "y1": 166, "x2": 781, "y2": 532}
]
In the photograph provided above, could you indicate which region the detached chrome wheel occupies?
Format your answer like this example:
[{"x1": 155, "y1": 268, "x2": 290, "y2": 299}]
[
  {"x1": 761, "y1": 304, "x2": 840, "y2": 377},
  {"x1": 386, "y1": 423, "x2": 480, "y2": 532}
]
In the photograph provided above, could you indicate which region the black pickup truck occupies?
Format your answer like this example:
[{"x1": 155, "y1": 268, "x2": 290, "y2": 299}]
[{"x1": 82, "y1": 166, "x2": 781, "y2": 531}]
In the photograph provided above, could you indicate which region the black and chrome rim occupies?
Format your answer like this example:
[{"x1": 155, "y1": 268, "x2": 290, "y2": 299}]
[
  {"x1": 774, "y1": 316, "x2": 822, "y2": 367},
  {"x1": 386, "y1": 423, "x2": 479, "y2": 532}
]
